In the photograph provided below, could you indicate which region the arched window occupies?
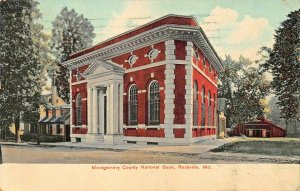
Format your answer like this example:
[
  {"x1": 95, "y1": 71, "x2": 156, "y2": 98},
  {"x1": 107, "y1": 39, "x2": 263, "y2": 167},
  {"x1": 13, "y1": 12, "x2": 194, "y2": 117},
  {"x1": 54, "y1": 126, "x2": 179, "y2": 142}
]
[
  {"x1": 201, "y1": 86, "x2": 206, "y2": 126},
  {"x1": 128, "y1": 84, "x2": 138, "y2": 125},
  {"x1": 148, "y1": 81, "x2": 160, "y2": 125},
  {"x1": 213, "y1": 93, "x2": 216, "y2": 126},
  {"x1": 208, "y1": 90, "x2": 212, "y2": 127},
  {"x1": 193, "y1": 80, "x2": 198, "y2": 125},
  {"x1": 76, "y1": 93, "x2": 82, "y2": 126}
]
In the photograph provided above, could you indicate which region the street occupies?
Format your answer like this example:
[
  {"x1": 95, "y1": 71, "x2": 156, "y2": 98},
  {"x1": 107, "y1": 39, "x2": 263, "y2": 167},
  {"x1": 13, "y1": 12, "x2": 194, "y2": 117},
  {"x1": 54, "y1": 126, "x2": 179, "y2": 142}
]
[{"x1": 2, "y1": 145, "x2": 300, "y2": 164}]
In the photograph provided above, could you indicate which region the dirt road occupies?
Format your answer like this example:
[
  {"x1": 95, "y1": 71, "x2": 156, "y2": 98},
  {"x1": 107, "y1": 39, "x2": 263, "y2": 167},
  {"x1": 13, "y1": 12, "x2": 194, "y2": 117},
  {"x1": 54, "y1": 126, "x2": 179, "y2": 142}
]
[{"x1": 2, "y1": 145, "x2": 299, "y2": 164}]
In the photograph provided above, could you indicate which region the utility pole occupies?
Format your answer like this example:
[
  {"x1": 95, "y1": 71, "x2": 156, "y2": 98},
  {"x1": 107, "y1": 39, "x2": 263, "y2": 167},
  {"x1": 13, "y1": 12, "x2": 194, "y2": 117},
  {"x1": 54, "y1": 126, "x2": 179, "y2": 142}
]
[{"x1": 0, "y1": 65, "x2": 3, "y2": 163}]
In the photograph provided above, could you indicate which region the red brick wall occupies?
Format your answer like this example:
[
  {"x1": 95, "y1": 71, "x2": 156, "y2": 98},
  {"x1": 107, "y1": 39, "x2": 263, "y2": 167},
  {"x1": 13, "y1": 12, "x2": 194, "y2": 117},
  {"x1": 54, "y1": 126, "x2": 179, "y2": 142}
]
[
  {"x1": 123, "y1": 65, "x2": 166, "y2": 126},
  {"x1": 192, "y1": 128, "x2": 216, "y2": 137},
  {"x1": 192, "y1": 47, "x2": 218, "y2": 84},
  {"x1": 111, "y1": 42, "x2": 165, "y2": 69},
  {"x1": 72, "y1": 82, "x2": 87, "y2": 126},
  {"x1": 71, "y1": 65, "x2": 89, "y2": 83},
  {"x1": 124, "y1": 128, "x2": 165, "y2": 137},
  {"x1": 173, "y1": 128, "x2": 185, "y2": 138},
  {"x1": 72, "y1": 127, "x2": 88, "y2": 134},
  {"x1": 175, "y1": 40, "x2": 187, "y2": 60},
  {"x1": 174, "y1": 65, "x2": 186, "y2": 124},
  {"x1": 193, "y1": 67, "x2": 217, "y2": 128}
]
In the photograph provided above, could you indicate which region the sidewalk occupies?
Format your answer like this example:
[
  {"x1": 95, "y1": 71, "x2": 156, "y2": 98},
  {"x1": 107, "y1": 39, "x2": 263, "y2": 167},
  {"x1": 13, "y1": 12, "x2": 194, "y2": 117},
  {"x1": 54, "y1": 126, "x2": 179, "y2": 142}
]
[{"x1": 0, "y1": 137, "x2": 239, "y2": 154}]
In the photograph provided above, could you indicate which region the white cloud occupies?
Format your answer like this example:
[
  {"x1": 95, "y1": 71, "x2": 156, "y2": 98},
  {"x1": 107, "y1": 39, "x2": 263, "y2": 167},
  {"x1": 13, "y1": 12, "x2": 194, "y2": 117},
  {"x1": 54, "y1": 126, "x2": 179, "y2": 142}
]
[
  {"x1": 201, "y1": 6, "x2": 238, "y2": 37},
  {"x1": 200, "y1": 6, "x2": 273, "y2": 61},
  {"x1": 96, "y1": 0, "x2": 158, "y2": 43},
  {"x1": 228, "y1": 15, "x2": 269, "y2": 44},
  {"x1": 202, "y1": 6, "x2": 238, "y2": 27}
]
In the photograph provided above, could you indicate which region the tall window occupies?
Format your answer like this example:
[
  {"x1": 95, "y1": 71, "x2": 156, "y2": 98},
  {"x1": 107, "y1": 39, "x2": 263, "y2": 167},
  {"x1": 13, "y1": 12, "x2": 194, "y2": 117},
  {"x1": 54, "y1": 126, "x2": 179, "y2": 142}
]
[
  {"x1": 213, "y1": 94, "x2": 216, "y2": 126},
  {"x1": 76, "y1": 93, "x2": 82, "y2": 126},
  {"x1": 193, "y1": 81, "x2": 198, "y2": 125},
  {"x1": 148, "y1": 81, "x2": 160, "y2": 125},
  {"x1": 201, "y1": 86, "x2": 206, "y2": 126},
  {"x1": 128, "y1": 84, "x2": 138, "y2": 125},
  {"x1": 208, "y1": 90, "x2": 212, "y2": 127}
]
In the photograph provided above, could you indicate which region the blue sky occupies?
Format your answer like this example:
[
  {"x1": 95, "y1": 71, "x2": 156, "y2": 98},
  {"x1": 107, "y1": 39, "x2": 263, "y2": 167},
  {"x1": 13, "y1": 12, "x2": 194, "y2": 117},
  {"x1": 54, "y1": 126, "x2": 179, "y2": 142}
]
[{"x1": 37, "y1": 0, "x2": 300, "y2": 61}]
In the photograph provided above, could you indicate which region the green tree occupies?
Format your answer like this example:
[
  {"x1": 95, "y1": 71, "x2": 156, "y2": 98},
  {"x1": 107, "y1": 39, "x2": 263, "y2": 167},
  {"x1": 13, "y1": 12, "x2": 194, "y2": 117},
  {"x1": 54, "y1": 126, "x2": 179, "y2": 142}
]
[
  {"x1": 230, "y1": 68, "x2": 270, "y2": 125},
  {"x1": 50, "y1": 7, "x2": 95, "y2": 103},
  {"x1": 218, "y1": 55, "x2": 270, "y2": 128},
  {"x1": 261, "y1": 9, "x2": 300, "y2": 125},
  {"x1": 0, "y1": 0, "x2": 46, "y2": 142},
  {"x1": 267, "y1": 96, "x2": 286, "y2": 128}
]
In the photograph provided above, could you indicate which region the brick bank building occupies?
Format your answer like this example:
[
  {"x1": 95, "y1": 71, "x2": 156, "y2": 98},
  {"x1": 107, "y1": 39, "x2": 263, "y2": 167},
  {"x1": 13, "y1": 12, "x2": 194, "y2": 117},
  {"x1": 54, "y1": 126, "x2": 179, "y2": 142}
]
[{"x1": 62, "y1": 15, "x2": 223, "y2": 145}]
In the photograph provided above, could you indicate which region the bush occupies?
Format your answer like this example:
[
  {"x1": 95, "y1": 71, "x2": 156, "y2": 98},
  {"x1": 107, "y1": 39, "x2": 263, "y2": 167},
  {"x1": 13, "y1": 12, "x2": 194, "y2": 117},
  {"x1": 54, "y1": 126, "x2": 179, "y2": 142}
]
[{"x1": 21, "y1": 133, "x2": 64, "y2": 143}]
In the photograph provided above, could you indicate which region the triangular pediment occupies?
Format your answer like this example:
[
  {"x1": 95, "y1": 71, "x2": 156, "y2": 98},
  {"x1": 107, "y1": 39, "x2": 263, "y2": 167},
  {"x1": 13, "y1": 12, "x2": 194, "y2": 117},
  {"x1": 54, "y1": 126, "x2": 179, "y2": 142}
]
[{"x1": 83, "y1": 60, "x2": 124, "y2": 77}]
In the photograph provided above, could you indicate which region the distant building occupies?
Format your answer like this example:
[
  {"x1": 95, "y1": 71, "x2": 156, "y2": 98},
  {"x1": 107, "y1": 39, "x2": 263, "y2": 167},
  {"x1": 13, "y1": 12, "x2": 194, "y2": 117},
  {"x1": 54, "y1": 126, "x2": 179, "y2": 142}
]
[
  {"x1": 233, "y1": 119, "x2": 286, "y2": 137},
  {"x1": 38, "y1": 104, "x2": 71, "y2": 141},
  {"x1": 24, "y1": 84, "x2": 71, "y2": 142},
  {"x1": 38, "y1": 83, "x2": 71, "y2": 141}
]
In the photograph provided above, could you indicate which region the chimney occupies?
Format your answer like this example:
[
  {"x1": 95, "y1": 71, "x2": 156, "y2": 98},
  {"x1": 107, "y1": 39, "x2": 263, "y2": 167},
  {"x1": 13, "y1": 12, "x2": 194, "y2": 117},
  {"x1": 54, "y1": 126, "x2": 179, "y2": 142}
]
[
  {"x1": 50, "y1": 69, "x2": 57, "y2": 105},
  {"x1": 51, "y1": 85, "x2": 57, "y2": 105}
]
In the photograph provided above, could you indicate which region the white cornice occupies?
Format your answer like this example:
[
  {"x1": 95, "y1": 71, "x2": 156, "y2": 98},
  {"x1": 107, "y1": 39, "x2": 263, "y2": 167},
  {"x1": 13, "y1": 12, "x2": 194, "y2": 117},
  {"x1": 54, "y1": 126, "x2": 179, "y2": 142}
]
[
  {"x1": 62, "y1": 25, "x2": 223, "y2": 72},
  {"x1": 69, "y1": 14, "x2": 199, "y2": 57}
]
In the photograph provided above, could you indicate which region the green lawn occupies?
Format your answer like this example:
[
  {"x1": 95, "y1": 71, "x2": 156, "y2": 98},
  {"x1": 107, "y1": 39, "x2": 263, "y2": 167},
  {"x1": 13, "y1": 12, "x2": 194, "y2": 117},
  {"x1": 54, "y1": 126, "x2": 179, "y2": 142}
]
[{"x1": 211, "y1": 137, "x2": 300, "y2": 156}]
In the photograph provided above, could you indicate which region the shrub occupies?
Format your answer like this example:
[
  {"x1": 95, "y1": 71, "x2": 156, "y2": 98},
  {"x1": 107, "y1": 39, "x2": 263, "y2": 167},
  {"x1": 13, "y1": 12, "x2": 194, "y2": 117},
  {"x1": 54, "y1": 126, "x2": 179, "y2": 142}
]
[{"x1": 21, "y1": 133, "x2": 64, "y2": 143}]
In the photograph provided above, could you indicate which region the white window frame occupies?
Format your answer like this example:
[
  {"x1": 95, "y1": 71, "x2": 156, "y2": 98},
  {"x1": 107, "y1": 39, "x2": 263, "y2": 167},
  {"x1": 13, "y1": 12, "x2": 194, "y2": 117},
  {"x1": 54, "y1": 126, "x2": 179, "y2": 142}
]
[
  {"x1": 128, "y1": 84, "x2": 138, "y2": 126},
  {"x1": 193, "y1": 80, "x2": 199, "y2": 126},
  {"x1": 76, "y1": 93, "x2": 82, "y2": 126},
  {"x1": 148, "y1": 80, "x2": 160, "y2": 126}
]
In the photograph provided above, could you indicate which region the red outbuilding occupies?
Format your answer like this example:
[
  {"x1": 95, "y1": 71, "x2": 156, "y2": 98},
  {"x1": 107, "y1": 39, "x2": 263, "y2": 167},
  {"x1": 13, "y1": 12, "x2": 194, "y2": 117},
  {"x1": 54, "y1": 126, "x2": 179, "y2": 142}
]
[
  {"x1": 233, "y1": 119, "x2": 286, "y2": 137},
  {"x1": 61, "y1": 14, "x2": 224, "y2": 145}
]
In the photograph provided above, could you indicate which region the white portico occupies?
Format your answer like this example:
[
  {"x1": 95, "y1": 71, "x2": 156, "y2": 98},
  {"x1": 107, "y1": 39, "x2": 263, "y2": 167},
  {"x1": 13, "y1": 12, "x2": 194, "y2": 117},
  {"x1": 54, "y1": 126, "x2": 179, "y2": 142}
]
[{"x1": 83, "y1": 60, "x2": 124, "y2": 145}]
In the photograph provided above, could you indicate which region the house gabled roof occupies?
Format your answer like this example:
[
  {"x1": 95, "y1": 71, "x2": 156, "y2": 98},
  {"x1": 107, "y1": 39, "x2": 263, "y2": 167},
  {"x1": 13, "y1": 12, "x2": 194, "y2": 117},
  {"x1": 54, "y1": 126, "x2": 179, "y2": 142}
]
[{"x1": 244, "y1": 119, "x2": 286, "y2": 131}]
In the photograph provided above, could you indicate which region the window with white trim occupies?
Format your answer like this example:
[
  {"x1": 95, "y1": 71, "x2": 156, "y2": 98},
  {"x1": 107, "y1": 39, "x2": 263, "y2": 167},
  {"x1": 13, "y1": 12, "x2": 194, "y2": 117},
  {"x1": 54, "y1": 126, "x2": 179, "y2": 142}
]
[
  {"x1": 201, "y1": 86, "x2": 206, "y2": 126},
  {"x1": 208, "y1": 90, "x2": 212, "y2": 127},
  {"x1": 193, "y1": 80, "x2": 198, "y2": 125},
  {"x1": 128, "y1": 84, "x2": 138, "y2": 125},
  {"x1": 76, "y1": 93, "x2": 82, "y2": 126},
  {"x1": 213, "y1": 94, "x2": 216, "y2": 126},
  {"x1": 148, "y1": 81, "x2": 160, "y2": 125}
]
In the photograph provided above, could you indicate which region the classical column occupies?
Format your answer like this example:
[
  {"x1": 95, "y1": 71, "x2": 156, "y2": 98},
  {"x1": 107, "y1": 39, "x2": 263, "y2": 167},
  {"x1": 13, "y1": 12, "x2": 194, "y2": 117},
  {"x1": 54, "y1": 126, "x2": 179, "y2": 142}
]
[
  {"x1": 98, "y1": 87, "x2": 105, "y2": 134},
  {"x1": 107, "y1": 82, "x2": 119, "y2": 134},
  {"x1": 92, "y1": 87, "x2": 98, "y2": 134},
  {"x1": 118, "y1": 83, "x2": 123, "y2": 134},
  {"x1": 87, "y1": 86, "x2": 93, "y2": 133},
  {"x1": 106, "y1": 84, "x2": 111, "y2": 134}
]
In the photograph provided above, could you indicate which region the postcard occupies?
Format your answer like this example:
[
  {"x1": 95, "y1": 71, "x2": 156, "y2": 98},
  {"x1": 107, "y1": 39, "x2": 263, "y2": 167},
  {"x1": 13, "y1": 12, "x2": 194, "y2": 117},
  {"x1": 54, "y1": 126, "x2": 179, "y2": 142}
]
[{"x1": 0, "y1": 0, "x2": 299, "y2": 190}]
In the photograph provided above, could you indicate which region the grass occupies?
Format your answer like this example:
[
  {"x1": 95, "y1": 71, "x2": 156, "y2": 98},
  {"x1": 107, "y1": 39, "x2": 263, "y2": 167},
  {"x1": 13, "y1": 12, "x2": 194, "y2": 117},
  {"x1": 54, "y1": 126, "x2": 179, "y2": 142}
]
[{"x1": 211, "y1": 137, "x2": 300, "y2": 156}]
